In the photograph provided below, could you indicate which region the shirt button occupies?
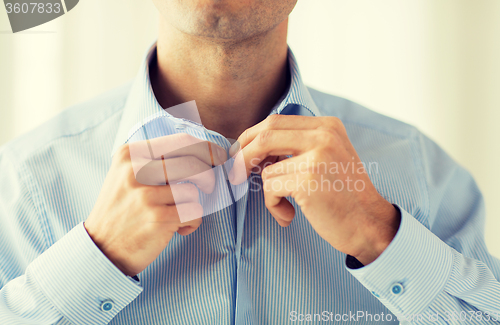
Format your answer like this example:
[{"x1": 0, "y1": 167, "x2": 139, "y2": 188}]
[
  {"x1": 100, "y1": 300, "x2": 114, "y2": 312},
  {"x1": 391, "y1": 283, "x2": 404, "y2": 296},
  {"x1": 175, "y1": 123, "x2": 187, "y2": 130}
]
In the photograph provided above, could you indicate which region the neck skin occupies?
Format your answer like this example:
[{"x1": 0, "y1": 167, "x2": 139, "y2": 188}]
[{"x1": 150, "y1": 18, "x2": 290, "y2": 140}]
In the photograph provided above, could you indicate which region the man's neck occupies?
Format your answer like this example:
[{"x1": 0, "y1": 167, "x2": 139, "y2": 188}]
[{"x1": 150, "y1": 18, "x2": 290, "y2": 140}]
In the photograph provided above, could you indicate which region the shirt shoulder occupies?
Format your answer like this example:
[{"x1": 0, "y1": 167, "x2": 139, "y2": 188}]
[
  {"x1": 1, "y1": 81, "x2": 132, "y2": 163},
  {"x1": 308, "y1": 86, "x2": 418, "y2": 140},
  {"x1": 308, "y1": 86, "x2": 463, "y2": 177}
]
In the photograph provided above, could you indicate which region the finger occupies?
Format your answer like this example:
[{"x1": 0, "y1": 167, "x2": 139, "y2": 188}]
[
  {"x1": 249, "y1": 156, "x2": 290, "y2": 175},
  {"x1": 261, "y1": 154, "x2": 313, "y2": 179},
  {"x1": 161, "y1": 202, "x2": 203, "y2": 223},
  {"x1": 235, "y1": 115, "x2": 327, "y2": 151},
  {"x1": 177, "y1": 217, "x2": 203, "y2": 236},
  {"x1": 147, "y1": 183, "x2": 199, "y2": 205},
  {"x1": 135, "y1": 156, "x2": 216, "y2": 193},
  {"x1": 166, "y1": 141, "x2": 227, "y2": 167},
  {"x1": 129, "y1": 133, "x2": 227, "y2": 171},
  {"x1": 262, "y1": 174, "x2": 296, "y2": 227},
  {"x1": 175, "y1": 202, "x2": 204, "y2": 224},
  {"x1": 162, "y1": 203, "x2": 203, "y2": 235},
  {"x1": 251, "y1": 156, "x2": 279, "y2": 174},
  {"x1": 270, "y1": 198, "x2": 296, "y2": 227},
  {"x1": 149, "y1": 133, "x2": 227, "y2": 166},
  {"x1": 229, "y1": 129, "x2": 321, "y2": 184}
]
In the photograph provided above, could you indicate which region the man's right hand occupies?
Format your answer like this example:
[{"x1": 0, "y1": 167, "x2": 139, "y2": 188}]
[{"x1": 84, "y1": 133, "x2": 227, "y2": 277}]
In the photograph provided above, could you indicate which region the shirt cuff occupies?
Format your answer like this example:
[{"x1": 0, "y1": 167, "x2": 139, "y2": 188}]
[
  {"x1": 345, "y1": 205, "x2": 454, "y2": 316},
  {"x1": 28, "y1": 222, "x2": 143, "y2": 325}
]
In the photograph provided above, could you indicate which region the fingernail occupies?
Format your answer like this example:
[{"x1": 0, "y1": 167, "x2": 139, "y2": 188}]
[
  {"x1": 229, "y1": 141, "x2": 240, "y2": 157},
  {"x1": 228, "y1": 168, "x2": 235, "y2": 183}
]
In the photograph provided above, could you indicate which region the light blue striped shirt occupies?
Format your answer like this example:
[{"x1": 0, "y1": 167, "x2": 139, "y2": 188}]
[{"x1": 1, "y1": 44, "x2": 499, "y2": 324}]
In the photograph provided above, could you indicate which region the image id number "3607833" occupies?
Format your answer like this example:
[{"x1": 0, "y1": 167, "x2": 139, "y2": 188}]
[{"x1": 5, "y1": 2, "x2": 61, "y2": 14}]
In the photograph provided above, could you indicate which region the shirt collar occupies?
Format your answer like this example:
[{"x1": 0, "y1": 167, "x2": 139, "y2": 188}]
[{"x1": 112, "y1": 42, "x2": 321, "y2": 155}]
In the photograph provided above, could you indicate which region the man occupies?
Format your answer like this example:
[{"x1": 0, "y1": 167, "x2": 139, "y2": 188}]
[{"x1": 1, "y1": 0, "x2": 499, "y2": 324}]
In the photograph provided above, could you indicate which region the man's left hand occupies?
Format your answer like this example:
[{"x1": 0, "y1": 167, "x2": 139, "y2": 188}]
[{"x1": 229, "y1": 115, "x2": 400, "y2": 265}]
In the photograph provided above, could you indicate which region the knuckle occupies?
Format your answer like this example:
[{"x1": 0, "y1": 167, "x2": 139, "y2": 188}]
[
  {"x1": 122, "y1": 163, "x2": 141, "y2": 188},
  {"x1": 261, "y1": 165, "x2": 271, "y2": 178},
  {"x1": 137, "y1": 187, "x2": 155, "y2": 205},
  {"x1": 296, "y1": 193, "x2": 311, "y2": 210},
  {"x1": 164, "y1": 206, "x2": 180, "y2": 220},
  {"x1": 266, "y1": 114, "x2": 281, "y2": 129},
  {"x1": 257, "y1": 129, "x2": 274, "y2": 146},
  {"x1": 305, "y1": 172, "x2": 316, "y2": 182},
  {"x1": 291, "y1": 187, "x2": 307, "y2": 206},
  {"x1": 317, "y1": 128, "x2": 337, "y2": 147},
  {"x1": 300, "y1": 171, "x2": 316, "y2": 182},
  {"x1": 154, "y1": 206, "x2": 180, "y2": 226},
  {"x1": 126, "y1": 169, "x2": 139, "y2": 187},
  {"x1": 324, "y1": 116, "x2": 342, "y2": 129},
  {"x1": 305, "y1": 164, "x2": 318, "y2": 175},
  {"x1": 311, "y1": 148, "x2": 329, "y2": 163},
  {"x1": 242, "y1": 129, "x2": 250, "y2": 144},
  {"x1": 116, "y1": 144, "x2": 131, "y2": 162},
  {"x1": 149, "y1": 207, "x2": 171, "y2": 226}
]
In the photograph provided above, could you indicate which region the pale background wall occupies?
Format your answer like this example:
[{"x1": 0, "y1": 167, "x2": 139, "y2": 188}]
[{"x1": 0, "y1": 0, "x2": 499, "y2": 257}]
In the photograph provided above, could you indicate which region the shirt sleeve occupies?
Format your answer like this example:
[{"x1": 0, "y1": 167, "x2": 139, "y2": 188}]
[
  {"x1": 0, "y1": 148, "x2": 143, "y2": 325},
  {"x1": 345, "y1": 132, "x2": 500, "y2": 324}
]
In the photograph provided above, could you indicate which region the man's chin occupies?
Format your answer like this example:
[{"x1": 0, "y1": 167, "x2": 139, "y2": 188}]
[
  {"x1": 156, "y1": 0, "x2": 294, "y2": 42},
  {"x1": 179, "y1": 15, "x2": 257, "y2": 41}
]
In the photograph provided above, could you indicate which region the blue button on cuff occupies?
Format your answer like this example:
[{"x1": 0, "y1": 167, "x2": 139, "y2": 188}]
[
  {"x1": 100, "y1": 300, "x2": 114, "y2": 312},
  {"x1": 391, "y1": 283, "x2": 404, "y2": 295}
]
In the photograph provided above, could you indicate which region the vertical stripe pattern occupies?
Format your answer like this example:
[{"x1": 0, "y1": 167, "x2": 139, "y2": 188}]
[{"x1": 0, "y1": 44, "x2": 499, "y2": 325}]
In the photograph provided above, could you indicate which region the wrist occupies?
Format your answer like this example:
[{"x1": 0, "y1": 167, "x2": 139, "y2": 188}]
[
  {"x1": 353, "y1": 202, "x2": 401, "y2": 265},
  {"x1": 83, "y1": 221, "x2": 135, "y2": 276}
]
